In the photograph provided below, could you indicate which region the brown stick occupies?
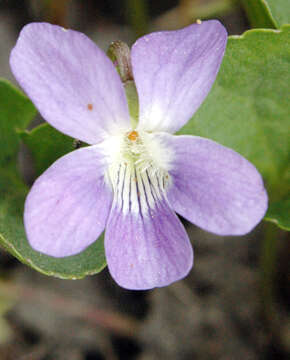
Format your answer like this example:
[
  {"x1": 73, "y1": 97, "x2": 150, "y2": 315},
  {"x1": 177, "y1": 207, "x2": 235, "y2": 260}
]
[{"x1": 0, "y1": 280, "x2": 139, "y2": 337}]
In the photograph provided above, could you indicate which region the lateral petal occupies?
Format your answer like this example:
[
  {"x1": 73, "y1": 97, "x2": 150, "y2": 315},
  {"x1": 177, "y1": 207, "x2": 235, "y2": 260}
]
[
  {"x1": 155, "y1": 133, "x2": 268, "y2": 235},
  {"x1": 24, "y1": 145, "x2": 113, "y2": 257}
]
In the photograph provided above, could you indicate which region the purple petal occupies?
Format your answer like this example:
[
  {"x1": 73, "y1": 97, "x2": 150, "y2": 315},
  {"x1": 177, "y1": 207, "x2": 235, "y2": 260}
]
[
  {"x1": 24, "y1": 146, "x2": 113, "y2": 257},
  {"x1": 10, "y1": 23, "x2": 130, "y2": 144},
  {"x1": 131, "y1": 20, "x2": 227, "y2": 133},
  {"x1": 105, "y1": 196, "x2": 193, "y2": 290},
  {"x1": 156, "y1": 133, "x2": 268, "y2": 235}
]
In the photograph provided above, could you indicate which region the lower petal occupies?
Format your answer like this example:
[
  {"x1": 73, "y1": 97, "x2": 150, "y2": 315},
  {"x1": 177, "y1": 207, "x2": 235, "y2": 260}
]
[
  {"x1": 155, "y1": 133, "x2": 268, "y2": 236},
  {"x1": 24, "y1": 145, "x2": 113, "y2": 257},
  {"x1": 105, "y1": 186, "x2": 193, "y2": 290}
]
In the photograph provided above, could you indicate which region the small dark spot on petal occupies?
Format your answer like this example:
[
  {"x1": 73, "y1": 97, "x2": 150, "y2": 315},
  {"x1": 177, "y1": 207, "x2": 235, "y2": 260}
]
[{"x1": 87, "y1": 103, "x2": 93, "y2": 111}]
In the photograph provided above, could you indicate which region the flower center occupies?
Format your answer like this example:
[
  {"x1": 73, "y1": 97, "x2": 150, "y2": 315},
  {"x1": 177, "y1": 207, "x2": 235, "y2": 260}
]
[
  {"x1": 105, "y1": 130, "x2": 171, "y2": 215},
  {"x1": 127, "y1": 130, "x2": 138, "y2": 141}
]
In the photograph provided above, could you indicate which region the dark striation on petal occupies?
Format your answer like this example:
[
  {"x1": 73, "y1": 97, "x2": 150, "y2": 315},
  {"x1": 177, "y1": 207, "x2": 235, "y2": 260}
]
[{"x1": 105, "y1": 161, "x2": 193, "y2": 290}]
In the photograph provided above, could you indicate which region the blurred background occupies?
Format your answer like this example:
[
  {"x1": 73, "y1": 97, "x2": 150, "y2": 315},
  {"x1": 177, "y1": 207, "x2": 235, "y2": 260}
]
[{"x1": 0, "y1": 1, "x2": 289, "y2": 359}]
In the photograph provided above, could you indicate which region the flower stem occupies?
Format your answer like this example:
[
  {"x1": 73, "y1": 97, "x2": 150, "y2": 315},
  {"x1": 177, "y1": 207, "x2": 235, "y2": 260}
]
[
  {"x1": 180, "y1": 0, "x2": 236, "y2": 22},
  {"x1": 125, "y1": 0, "x2": 149, "y2": 37},
  {"x1": 260, "y1": 222, "x2": 279, "y2": 322},
  {"x1": 124, "y1": 81, "x2": 139, "y2": 129},
  {"x1": 45, "y1": 0, "x2": 70, "y2": 27},
  {"x1": 107, "y1": 41, "x2": 139, "y2": 128}
]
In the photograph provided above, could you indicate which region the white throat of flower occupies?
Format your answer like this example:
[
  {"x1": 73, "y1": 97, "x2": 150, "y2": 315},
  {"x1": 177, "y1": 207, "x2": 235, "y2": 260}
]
[{"x1": 103, "y1": 130, "x2": 172, "y2": 215}]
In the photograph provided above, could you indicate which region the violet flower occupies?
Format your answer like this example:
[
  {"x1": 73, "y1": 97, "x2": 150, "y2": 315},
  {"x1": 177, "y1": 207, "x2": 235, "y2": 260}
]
[{"x1": 10, "y1": 21, "x2": 268, "y2": 290}]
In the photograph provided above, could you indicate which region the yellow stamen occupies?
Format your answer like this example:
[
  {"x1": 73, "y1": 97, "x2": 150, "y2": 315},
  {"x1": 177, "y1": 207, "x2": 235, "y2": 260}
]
[{"x1": 128, "y1": 130, "x2": 139, "y2": 141}]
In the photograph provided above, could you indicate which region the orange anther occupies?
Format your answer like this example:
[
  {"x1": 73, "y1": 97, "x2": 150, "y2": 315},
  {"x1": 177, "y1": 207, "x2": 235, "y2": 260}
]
[
  {"x1": 87, "y1": 103, "x2": 93, "y2": 110},
  {"x1": 128, "y1": 130, "x2": 138, "y2": 141}
]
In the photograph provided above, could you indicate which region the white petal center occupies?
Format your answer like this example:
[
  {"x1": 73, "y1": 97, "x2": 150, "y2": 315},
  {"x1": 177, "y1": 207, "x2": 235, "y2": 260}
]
[{"x1": 104, "y1": 130, "x2": 172, "y2": 215}]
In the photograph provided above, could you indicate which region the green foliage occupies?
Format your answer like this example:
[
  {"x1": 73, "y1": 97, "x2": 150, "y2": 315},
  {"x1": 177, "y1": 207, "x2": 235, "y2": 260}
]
[
  {"x1": 179, "y1": 25, "x2": 290, "y2": 230},
  {"x1": 0, "y1": 79, "x2": 37, "y2": 166},
  {"x1": 265, "y1": 198, "x2": 290, "y2": 230},
  {"x1": 265, "y1": 0, "x2": 290, "y2": 28},
  {"x1": 0, "y1": 80, "x2": 106, "y2": 278},
  {"x1": 242, "y1": 0, "x2": 290, "y2": 29},
  {"x1": 241, "y1": 0, "x2": 276, "y2": 29},
  {"x1": 20, "y1": 123, "x2": 76, "y2": 176}
]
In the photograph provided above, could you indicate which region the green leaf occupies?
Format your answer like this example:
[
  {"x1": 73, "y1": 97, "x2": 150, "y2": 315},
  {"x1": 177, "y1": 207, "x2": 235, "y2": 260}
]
[
  {"x1": 179, "y1": 25, "x2": 290, "y2": 229},
  {"x1": 265, "y1": 198, "x2": 290, "y2": 231},
  {"x1": 265, "y1": 0, "x2": 290, "y2": 28},
  {"x1": 241, "y1": 0, "x2": 277, "y2": 29},
  {"x1": 0, "y1": 79, "x2": 37, "y2": 166},
  {"x1": 242, "y1": 0, "x2": 290, "y2": 29},
  {"x1": 0, "y1": 166, "x2": 106, "y2": 279},
  {"x1": 20, "y1": 123, "x2": 76, "y2": 176}
]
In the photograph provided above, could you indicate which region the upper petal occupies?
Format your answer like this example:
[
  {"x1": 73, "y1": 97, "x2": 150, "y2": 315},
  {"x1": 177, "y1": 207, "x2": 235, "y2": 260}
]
[
  {"x1": 131, "y1": 20, "x2": 227, "y2": 133},
  {"x1": 104, "y1": 163, "x2": 193, "y2": 290},
  {"x1": 10, "y1": 23, "x2": 130, "y2": 144},
  {"x1": 156, "y1": 133, "x2": 268, "y2": 235},
  {"x1": 24, "y1": 145, "x2": 113, "y2": 257}
]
